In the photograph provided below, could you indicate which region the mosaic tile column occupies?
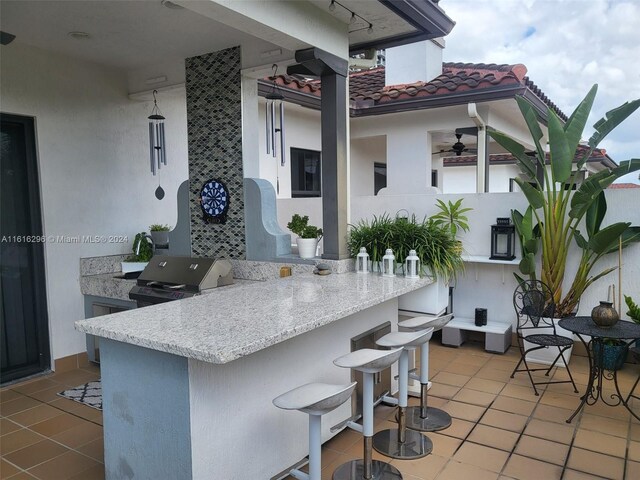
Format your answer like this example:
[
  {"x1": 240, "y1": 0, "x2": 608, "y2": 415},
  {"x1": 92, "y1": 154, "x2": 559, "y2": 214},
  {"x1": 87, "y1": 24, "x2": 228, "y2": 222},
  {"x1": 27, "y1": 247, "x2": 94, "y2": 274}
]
[{"x1": 185, "y1": 47, "x2": 245, "y2": 258}]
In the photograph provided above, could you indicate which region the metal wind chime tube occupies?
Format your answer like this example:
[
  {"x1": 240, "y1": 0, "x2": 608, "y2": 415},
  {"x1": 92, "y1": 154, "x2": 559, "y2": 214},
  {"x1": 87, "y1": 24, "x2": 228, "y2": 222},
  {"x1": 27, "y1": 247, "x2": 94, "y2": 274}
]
[
  {"x1": 148, "y1": 89, "x2": 167, "y2": 176},
  {"x1": 265, "y1": 64, "x2": 286, "y2": 166}
]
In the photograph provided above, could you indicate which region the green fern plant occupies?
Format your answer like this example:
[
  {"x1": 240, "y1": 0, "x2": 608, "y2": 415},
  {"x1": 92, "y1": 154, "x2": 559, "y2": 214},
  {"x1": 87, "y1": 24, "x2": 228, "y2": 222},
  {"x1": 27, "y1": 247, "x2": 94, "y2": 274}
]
[{"x1": 625, "y1": 295, "x2": 640, "y2": 324}]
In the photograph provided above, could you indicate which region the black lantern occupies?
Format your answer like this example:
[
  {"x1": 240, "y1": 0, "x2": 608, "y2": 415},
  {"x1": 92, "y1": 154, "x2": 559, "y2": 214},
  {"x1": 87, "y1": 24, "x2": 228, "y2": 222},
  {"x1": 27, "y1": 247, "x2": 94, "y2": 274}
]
[{"x1": 490, "y1": 220, "x2": 516, "y2": 260}]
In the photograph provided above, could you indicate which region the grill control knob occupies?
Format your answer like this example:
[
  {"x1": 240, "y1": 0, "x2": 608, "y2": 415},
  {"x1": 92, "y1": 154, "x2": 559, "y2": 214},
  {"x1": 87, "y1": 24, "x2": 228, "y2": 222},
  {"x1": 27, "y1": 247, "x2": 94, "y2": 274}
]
[
  {"x1": 189, "y1": 264, "x2": 199, "y2": 270},
  {"x1": 159, "y1": 261, "x2": 167, "y2": 268}
]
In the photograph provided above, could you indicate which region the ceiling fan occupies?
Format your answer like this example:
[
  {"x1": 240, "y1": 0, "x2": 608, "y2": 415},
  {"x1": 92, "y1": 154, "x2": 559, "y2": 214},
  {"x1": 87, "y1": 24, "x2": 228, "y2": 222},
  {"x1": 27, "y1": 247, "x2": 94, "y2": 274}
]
[{"x1": 433, "y1": 133, "x2": 478, "y2": 157}]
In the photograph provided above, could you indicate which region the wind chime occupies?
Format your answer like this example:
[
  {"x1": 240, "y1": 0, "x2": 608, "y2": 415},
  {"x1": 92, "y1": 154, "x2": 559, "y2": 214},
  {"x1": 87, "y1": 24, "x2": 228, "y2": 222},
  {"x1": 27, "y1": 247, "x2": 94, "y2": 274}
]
[
  {"x1": 148, "y1": 89, "x2": 167, "y2": 199},
  {"x1": 265, "y1": 64, "x2": 285, "y2": 193}
]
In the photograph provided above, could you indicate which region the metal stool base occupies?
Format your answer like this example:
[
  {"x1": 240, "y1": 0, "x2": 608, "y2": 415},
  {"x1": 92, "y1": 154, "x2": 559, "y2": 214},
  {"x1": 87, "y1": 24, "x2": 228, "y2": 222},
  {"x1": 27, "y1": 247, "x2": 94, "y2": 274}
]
[
  {"x1": 332, "y1": 459, "x2": 402, "y2": 480},
  {"x1": 405, "y1": 406, "x2": 452, "y2": 432},
  {"x1": 372, "y1": 428, "x2": 432, "y2": 460}
]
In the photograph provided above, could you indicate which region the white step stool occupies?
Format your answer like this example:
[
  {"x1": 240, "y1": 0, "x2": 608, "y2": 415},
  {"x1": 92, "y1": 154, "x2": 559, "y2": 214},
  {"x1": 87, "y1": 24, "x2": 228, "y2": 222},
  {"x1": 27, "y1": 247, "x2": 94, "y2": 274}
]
[{"x1": 442, "y1": 316, "x2": 512, "y2": 353}]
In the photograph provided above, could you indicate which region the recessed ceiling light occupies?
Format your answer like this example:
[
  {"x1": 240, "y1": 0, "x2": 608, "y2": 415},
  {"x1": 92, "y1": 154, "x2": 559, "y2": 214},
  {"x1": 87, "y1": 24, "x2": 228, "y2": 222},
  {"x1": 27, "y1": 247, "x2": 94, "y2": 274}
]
[
  {"x1": 68, "y1": 31, "x2": 91, "y2": 40},
  {"x1": 161, "y1": 0, "x2": 184, "y2": 9}
]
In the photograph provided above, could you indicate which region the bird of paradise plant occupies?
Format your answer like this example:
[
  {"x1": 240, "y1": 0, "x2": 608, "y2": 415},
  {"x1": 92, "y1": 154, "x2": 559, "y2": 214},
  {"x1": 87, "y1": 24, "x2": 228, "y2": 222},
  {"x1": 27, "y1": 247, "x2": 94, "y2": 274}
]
[{"x1": 489, "y1": 85, "x2": 640, "y2": 317}]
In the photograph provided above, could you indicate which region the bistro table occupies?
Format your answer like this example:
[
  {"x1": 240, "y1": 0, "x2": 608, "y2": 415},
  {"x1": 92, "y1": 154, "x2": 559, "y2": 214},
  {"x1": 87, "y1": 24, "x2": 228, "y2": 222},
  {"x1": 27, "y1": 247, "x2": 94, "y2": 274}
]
[{"x1": 559, "y1": 316, "x2": 640, "y2": 423}]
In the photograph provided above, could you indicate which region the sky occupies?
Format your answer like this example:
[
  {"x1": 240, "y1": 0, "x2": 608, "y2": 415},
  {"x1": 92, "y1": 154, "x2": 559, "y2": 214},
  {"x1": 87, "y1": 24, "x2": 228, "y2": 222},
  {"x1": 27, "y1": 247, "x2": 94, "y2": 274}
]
[{"x1": 439, "y1": 0, "x2": 640, "y2": 184}]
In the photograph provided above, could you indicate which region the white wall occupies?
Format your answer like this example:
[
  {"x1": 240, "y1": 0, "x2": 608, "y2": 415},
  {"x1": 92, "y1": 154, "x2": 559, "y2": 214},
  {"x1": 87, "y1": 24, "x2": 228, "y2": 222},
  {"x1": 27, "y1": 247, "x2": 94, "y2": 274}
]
[
  {"x1": 443, "y1": 164, "x2": 520, "y2": 193},
  {"x1": 350, "y1": 190, "x2": 640, "y2": 325},
  {"x1": 258, "y1": 99, "x2": 321, "y2": 198},
  {"x1": 1, "y1": 43, "x2": 189, "y2": 361},
  {"x1": 351, "y1": 135, "x2": 386, "y2": 196}
]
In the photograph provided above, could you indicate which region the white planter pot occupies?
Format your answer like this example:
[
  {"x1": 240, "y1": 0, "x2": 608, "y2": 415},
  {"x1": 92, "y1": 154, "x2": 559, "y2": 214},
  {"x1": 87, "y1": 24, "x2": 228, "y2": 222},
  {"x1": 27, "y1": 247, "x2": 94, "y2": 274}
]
[
  {"x1": 296, "y1": 238, "x2": 318, "y2": 259},
  {"x1": 150, "y1": 230, "x2": 169, "y2": 246},
  {"x1": 121, "y1": 261, "x2": 148, "y2": 273},
  {"x1": 524, "y1": 318, "x2": 575, "y2": 367},
  {"x1": 398, "y1": 278, "x2": 449, "y2": 315}
]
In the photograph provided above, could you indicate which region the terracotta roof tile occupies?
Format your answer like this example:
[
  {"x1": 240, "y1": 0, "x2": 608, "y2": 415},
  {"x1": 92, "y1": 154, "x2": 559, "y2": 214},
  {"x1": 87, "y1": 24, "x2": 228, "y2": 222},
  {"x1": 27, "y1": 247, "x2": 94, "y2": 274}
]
[
  {"x1": 608, "y1": 183, "x2": 640, "y2": 189},
  {"x1": 266, "y1": 62, "x2": 565, "y2": 119}
]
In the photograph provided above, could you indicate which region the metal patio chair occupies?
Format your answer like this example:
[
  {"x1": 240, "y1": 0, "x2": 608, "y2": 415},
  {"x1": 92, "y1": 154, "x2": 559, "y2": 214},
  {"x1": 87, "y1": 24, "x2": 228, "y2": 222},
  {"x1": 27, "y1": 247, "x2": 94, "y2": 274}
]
[{"x1": 511, "y1": 280, "x2": 579, "y2": 396}]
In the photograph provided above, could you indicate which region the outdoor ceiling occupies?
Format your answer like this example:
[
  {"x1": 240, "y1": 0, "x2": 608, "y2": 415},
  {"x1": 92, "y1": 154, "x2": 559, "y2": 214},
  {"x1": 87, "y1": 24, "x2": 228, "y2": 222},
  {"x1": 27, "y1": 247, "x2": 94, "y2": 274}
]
[
  {"x1": 308, "y1": 0, "x2": 416, "y2": 48},
  {"x1": 0, "y1": 0, "x2": 290, "y2": 71}
]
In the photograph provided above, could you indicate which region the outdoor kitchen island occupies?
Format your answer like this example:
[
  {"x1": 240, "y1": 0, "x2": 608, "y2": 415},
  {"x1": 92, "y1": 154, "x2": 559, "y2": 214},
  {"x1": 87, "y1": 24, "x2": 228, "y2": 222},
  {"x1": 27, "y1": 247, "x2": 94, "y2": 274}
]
[{"x1": 75, "y1": 271, "x2": 434, "y2": 480}]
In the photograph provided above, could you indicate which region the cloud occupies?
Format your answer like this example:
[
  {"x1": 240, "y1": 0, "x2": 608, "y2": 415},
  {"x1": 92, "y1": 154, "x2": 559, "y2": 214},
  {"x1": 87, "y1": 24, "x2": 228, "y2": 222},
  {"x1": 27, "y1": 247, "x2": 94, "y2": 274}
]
[{"x1": 441, "y1": 0, "x2": 640, "y2": 181}]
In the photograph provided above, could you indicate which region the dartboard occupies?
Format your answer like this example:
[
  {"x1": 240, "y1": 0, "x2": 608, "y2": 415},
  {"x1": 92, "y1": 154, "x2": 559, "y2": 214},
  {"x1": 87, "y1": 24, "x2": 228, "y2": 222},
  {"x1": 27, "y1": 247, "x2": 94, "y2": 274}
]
[{"x1": 200, "y1": 179, "x2": 229, "y2": 224}]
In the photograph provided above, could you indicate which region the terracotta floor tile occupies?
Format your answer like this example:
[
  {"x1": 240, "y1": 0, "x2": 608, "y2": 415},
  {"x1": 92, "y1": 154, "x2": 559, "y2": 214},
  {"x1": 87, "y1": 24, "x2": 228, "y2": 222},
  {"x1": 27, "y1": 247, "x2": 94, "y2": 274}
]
[
  {"x1": 485, "y1": 359, "x2": 518, "y2": 373},
  {"x1": 438, "y1": 418, "x2": 475, "y2": 440},
  {"x1": 562, "y1": 470, "x2": 608, "y2": 480},
  {"x1": 1, "y1": 458, "x2": 20, "y2": 479},
  {"x1": 49, "y1": 371, "x2": 98, "y2": 388},
  {"x1": 573, "y1": 429, "x2": 627, "y2": 458},
  {"x1": 440, "y1": 401, "x2": 485, "y2": 422},
  {"x1": 26, "y1": 450, "x2": 100, "y2": 480},
  {"x1": 443, "y1": 362, "x2": 482, "y2": 376},
  {"x1": 490, "y1": 396, "x2": 537, "y2": 416},
  {"x1": 29, "y1": 413, "x2": 87, "y2": 437},
  {"x1": 626, "y1": 460, "x2": 640, "y2": 480},
  {"x1": 475, "y1": 368, "x2": 514, "y2": 383},
  {"x1": 578, "y1": 413, "x2": 629, "y2": 438},
  {"x1": 66, "y1": 463, "x2": 105, "y2": 480},
  {"x1": 629, "y1": 440, "x2": 640, "y2": 462},
  {"x1": 49, "y1": 421, "x2": 103, "y2": 449},
  {"x1": 467, "y1": 424, "x2": 520, "y2": 452},
  {"x1": 531, "y1": 403, "x2": 575, "y2": 424},
  {"x1": 3, "y1": 439, "x2": 68, "y2": 470},
  {"x1": 426, "y1": 433, "x2": 461, "y2": 457},
  {"x1": 10, "y1": 379, "x2": 60, "y2": 396},
  {"x1": 432, "y1": 372, "x2": 470, "y2": 388},
  {"x1": 523, "y1": 418, "x2": 575, "y2": 444},
  {"x1": 26, "y1": 386, "x2": 68, "y2": 404},
  {"x1": 434, "y1": 460, "x2": 499, "y2": 480},
  {"x1": 500, "y1": 383, "x2": 544, "y2": 402},
  {"x1": 429, "y1": 384, "x2": 460, "y2": 400},
  {"x1": 567, "y1": 448, "x2": 625, "y2": 479},
  {"x1": 0, "y1": 418, "x2": 22, "y2": 436},
  {"x1": 631, "y1": 423, "x2": 640, "y2": 441},
  {"x1": 0, "y1": 390, "x2": 23, "y2": 404},
  {"x1": 390, "y1": 453, "x2": 448, "y2": 480},
  {"x1": 582, "y1": 398, "x2": 632, "y2": 422},
  {"x1": 452, "y1": 442, "x2": 509, "y2": 473},
  {"x1": 513, "y1": 435, "x2": 569, "y2": 466},
  {"x1": 502, "y1": 454, "x2": 563, "y2": 480},
  {"x1": 77, "y1": 437, "x2": 104, "y2": 462},
  {"x1": 452, "y1": 388, "x2": 496, "y2": 407},
  {"x1": 0, "y1": 397, "x2": 41, "y2": 417},
  {"x1": 539, "y1": 391, "x2": 581, "y2": 410},
  {"x1": 480, "y1": 409, "x2": 528, "y2": 433},
  {"x1": 0, "y1": 428, "x2": 43, "y2": 455},
  {"x1": 464, "y1": 378, "x2": 505, "y2": 395},
  {"x1": 8, "y1": 405, "x2": 62, "y2": 427}
]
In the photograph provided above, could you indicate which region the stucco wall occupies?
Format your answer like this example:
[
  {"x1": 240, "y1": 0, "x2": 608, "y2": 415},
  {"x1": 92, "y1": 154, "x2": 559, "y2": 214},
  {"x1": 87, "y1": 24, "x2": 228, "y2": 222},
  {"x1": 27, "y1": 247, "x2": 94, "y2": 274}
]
[{"x1": 1, "y1": 43, "x2": 189, "y2": 361}]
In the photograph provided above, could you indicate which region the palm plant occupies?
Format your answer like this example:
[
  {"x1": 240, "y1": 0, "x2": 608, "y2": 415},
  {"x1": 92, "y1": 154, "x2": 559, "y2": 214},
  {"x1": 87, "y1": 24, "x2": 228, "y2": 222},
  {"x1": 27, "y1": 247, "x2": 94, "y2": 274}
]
[
  {"x1": 489, "y1": 85, "x2": 640, "y2": 317},
  {"x1": 430, "y1": 199, "x2": 472, "y2": 238}
]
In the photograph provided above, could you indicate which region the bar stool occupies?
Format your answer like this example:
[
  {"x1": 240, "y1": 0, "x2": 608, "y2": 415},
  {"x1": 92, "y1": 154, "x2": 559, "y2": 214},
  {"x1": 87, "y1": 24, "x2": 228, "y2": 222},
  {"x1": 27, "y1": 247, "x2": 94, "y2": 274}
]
[
  {"x1": 333, "y1": 347, "x2": 404, "y2": 480},
  {"x1": 398, "y1": 314, "x2": 453, "y2": 432},
  {"x1": 373, "y1": 329, "x2": 434, "y2": 460},
  {"x1": 274, "y1": 381, "x2": 357, "y2": 480}
]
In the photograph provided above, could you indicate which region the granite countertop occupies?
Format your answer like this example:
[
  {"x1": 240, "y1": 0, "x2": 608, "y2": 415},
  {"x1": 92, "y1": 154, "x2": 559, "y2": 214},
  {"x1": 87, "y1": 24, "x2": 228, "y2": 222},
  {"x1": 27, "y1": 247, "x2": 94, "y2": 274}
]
[
  {"x1": 81, "y1": 273, "x2": 137, "y2": 302},
  {"x1": 75, "y1": 272, "x2": 433, "y2": 364}
]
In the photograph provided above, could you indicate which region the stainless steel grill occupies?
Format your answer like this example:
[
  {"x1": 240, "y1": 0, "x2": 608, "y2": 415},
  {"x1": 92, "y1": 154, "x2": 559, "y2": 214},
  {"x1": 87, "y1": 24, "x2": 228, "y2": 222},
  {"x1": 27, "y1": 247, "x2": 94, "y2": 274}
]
[{"x1": 129, "y1": 256, "x2": 233, "y2": 307}]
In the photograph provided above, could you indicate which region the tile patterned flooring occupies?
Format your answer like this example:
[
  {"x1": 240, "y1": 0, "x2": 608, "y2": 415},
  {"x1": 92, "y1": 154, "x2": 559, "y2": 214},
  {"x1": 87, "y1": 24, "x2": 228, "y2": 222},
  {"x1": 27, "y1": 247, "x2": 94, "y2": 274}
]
[{"x1": 2, "y1": 342, "x2": 640, "y2": 480}]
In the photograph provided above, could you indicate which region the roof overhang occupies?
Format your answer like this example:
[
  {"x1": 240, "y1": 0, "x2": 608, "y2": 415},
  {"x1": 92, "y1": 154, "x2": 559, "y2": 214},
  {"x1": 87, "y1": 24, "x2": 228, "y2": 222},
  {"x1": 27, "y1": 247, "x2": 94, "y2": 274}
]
[{"x1": 349, "y1": 0, "x2": 455, "y2": 53}]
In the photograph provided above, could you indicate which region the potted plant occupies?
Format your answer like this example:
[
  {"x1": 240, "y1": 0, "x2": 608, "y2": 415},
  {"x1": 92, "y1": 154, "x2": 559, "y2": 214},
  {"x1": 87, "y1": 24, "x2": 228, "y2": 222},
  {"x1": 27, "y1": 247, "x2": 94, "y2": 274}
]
[
  {"x1": 489, "y1": 86, "x2": 640, "y2": 317},
  {"x1": 624, "y1": 295, "x2": 640, "y2": 324},
  {"x1": 430, "y1": 198, "x2": 472, "y2": 253},
  {"x1": 287, "y1": 214, "x2": 322, "y2": 259},
  {"x1": 594, "y1": 338, "x2": 627, "y2": 371},
  {"x1": 121, "y1": 232, "x2": 153, "y2": 273},
  {"x1": 149, "y1": 224, "x2": 171, "y2": 246}
]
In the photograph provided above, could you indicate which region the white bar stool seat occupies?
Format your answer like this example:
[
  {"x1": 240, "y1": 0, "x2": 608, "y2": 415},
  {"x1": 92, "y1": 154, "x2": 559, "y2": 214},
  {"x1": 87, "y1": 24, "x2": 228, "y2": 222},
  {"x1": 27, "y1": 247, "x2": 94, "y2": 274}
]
[
  {"x1": 398, "y1": 314, "x2": 454, "y2": 432},
  {"x1": 333, "y1": 347, "x2": 403, "y2": 480},
  {"x1": 274, "y1": 382, "x2": 357, "y2": 480},
  {"x1": 373, "y1": 329, "x2": 434, "y2": 460}
]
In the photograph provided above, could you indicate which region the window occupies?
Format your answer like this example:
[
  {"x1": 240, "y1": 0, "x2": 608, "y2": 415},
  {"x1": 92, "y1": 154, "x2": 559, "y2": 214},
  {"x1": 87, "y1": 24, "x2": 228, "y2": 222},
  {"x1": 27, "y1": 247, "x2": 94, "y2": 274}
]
[
  {"x1": 291, "y1": 148, "x2": 321, "y2": 197},
  {"x1": 509, "y1": 178, "x2": 516, "y2": 192},
  {"x1": 374, "y1": 163, "x2": 387, "y2": 195},
  {"x1": 431, "y1": 170, "x2": 438, "y2": 188}
]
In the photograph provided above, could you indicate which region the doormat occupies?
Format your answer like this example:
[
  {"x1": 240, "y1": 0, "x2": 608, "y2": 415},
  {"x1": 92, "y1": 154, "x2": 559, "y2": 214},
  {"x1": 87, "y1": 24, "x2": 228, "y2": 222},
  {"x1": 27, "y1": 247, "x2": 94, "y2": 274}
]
[{"x1": 57, "y1": 380, "x2": 102, "y2": 411}]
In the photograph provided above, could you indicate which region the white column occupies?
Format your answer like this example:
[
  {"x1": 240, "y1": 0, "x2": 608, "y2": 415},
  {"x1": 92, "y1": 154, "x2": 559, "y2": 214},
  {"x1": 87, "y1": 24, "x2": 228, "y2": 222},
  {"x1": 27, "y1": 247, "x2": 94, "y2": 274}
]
[
  {"x1": 241, "y1": 74, "x2": 261, "y2": 179},
  {"x1": 381, "y1": 127, "x2": 433, "y2": 194}
]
